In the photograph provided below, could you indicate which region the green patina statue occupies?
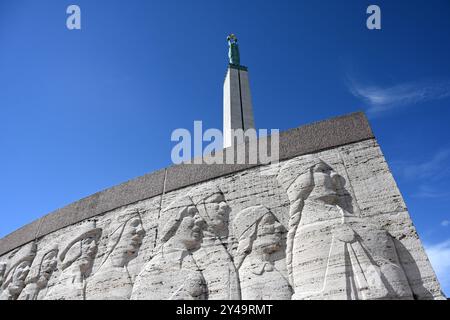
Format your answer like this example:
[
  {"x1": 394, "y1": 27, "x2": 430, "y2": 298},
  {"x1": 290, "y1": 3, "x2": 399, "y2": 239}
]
[{"x1": 227, "y1": 34, "x2": 240, "y2": 66}]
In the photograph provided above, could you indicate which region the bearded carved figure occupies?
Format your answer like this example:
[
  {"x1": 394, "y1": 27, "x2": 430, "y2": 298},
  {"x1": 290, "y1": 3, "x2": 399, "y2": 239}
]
[
  {"x1": 18, "y1": 245, "x2": 58, "y2": 300},
  {"x1": 234, "y1": 206, "x2": 292, "y2": 300},
  {"x1": 277, "y1": 156, "x2": 414, "y2": 300},
  {"x1": 189, "y1": 184, "x2": 241, "y2": 300},
  {"x1": 85, "y1": 209, "x2": 146, "y2": 300},
  {"x1": 131, "y1": 196, "x2": 207, "y2": 300},
  {"x1": 45, "y1": 222, "x2": 102, "y2": 300},
  {"x1": 0, "y1": 242, "x2": 37, "y2": 300}
]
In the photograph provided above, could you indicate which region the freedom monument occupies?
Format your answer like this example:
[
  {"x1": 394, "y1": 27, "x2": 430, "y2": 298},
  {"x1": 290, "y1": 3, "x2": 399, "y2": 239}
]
[{"x1": 0, "y1": 35, "x2": 445, "y2": 300}]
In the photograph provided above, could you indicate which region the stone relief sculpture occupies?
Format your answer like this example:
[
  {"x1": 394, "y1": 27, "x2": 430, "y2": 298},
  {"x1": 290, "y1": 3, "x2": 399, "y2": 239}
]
[
  {"x1": 85, "y1": 209, "x2": 146, "y2": 300},
  {"x1": 233, "y1": 206, "x2": 292, "y2": 300},
  {"x1": 0, "y1": 149, "x2": 443, "y2": 300},
  {"x1": 0, "y1": 262, "x2": 6, "y2": 288},
  {"x1": 44, "y1": 222, "x2": 102, "y2": 300},
  {"x1": 131, "y1": 196, "x2": 207, "y2": 300},
  {"x1": 277, "y1": 156, "x2": 414, "y2": 300},
  {"x1": 189, "y1": 184, "x2": 241, "y2": 300},
  {"x1": 17, "y1": 245, "x2": 58, "y2": 300},
  {"x1": 0, "y1": 242, "x2": 37, "y2": 300}
]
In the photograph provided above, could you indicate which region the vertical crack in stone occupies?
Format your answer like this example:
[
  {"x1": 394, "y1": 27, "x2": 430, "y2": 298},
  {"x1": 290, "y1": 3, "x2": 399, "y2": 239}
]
[
  {"x1": 154, "y1": 168, "x2": 168, "y2": 249},
  {"x1": 34, "y1": 216, "x2": 45, "y2": 241}
]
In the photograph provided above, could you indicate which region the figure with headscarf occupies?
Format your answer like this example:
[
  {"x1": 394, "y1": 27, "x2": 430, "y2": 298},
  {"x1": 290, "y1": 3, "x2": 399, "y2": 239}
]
[
  {"x1": 189, "y1": 184, "x2": 241, "y2": 300},
  {"x1": 85, "y1": 209, "x2": 146, "y2": 300},
  {"x1": 131, "y1": 196, "x2": 207, "y2": 300},
  {"x1": 0, "y1": 242, "x2": 37, "y2": 300},
  {"x1": 277, "y1": 156, "x2": 414, "y2": 300},
  {"x1": 233, "y1": 206, "x2": 292, "y2": 300},
  {"x1": 17, "y1": 245, "x2": 58, "y2": 300},
  {"x1": 44, "y1": 222, "x2": 102, "y2": 300}
]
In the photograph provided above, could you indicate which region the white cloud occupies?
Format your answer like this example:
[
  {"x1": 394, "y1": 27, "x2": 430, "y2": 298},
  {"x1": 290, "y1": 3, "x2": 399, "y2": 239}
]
[
  {"x1": 412, "y1": 185, "x2": 450, "y2": 199},
  {"x1": 441, "y1": 220, "x2": 450, "y2": 227},
  {"x1": 401, "y1": 149, "x2": 450, "y2": 180},
  {"x1": 347, "y1": 78, "x2": 450, "y2": 116},
  {"x1": 424, "y1": 240, "x2": 450, "y2": 296}
]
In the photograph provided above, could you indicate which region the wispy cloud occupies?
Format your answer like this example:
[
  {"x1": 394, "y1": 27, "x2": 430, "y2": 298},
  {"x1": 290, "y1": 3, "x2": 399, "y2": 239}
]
[
  {"x1": 347, "y1": 78, "x2": 450, "y2": 116},
  {"x1": 424, "y1": 239, "x2": 450, "y2": 295},
  {"x1": 398, "y1": 149, "x2": 450, "y2": 181},
  {"x1": 442, "y1": 220, "x2": 450, "y2": 227},
  {"x1": 412, "y1": 185, "x2": 450, "y2": 199}
]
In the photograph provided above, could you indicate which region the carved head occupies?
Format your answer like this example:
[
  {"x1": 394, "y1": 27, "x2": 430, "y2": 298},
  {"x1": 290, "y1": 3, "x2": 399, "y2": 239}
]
[
  {"x1": 234, "y1": 206, "x2": 284, "y2": 269},
  {"x1": 307, "y1": 161, "x2": 344, "y2": 204},
  {"x1": 278, "y1": 157, "x2": 346, "y2": 205},
  {"x1": 190, "y1": 185, "x2": 231, "y2": 236},
  {"x1": 59, "y1": 223, "x2": 102, "y2": 275},
  {"x1": 175, "y1": 212, "x2": 204, "y2": 250},
  {"x1": 8, "y1": 261, "x2": 31, "y2": 295},
  {"x1": 21, "y1": 246, "x2": 59, "y2": 289},
  {"x1": 104, "y1": 210, "x2": 146, "y2": 267},
  {"x1": 38, "y1": 249, "x2": 58, "y2": 285},
  {"x1": 1, "y1": 242, "x2": 37, "y2": 299},
  {"x1": 253, "y1": 213, "x2": 284, "y2": 253},
  {"x1": 160, "y1": 196, "x2": 205, "y2": 251}
]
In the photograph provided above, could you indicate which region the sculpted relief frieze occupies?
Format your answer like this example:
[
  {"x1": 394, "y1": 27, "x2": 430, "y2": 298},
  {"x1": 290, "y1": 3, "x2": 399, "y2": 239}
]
[
  {"x1": 0, "y1": 142, "x2": 440, "y2": 299},
  {"x1": 277, "y1": 156, "x2": 414, "y2": 300},
  {"x1": 234, "y1": 206, "x2": 292, "y2": 300},
  {"x1": 131, "y1": 195, "x2": 207, "y2": 300},
  {"x1": 86, "y1": 209, "x2": 146, "y2": 300},
  {"x1": 0, "y1": 243, "x2": 37, "y2": 300},
  {"x1": 0, "y1": 263, "x2": 6, "y2": 288},
  {"x1": 18, "y1": 245, "x2": 58, "y2": 300},
  {"x1": 44, "y1": 222, "x2": 102, "y2": 300}
]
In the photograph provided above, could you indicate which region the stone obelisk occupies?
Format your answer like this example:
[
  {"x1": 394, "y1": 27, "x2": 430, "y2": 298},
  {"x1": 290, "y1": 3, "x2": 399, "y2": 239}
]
[{"x1": 223, "y1": 34, "x2": 255, "y2": 148}]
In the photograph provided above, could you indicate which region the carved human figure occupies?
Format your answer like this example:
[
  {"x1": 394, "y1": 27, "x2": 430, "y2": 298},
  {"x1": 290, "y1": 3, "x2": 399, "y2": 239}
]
[
  {"x1": 277, "y1": 156, "x2": 414, "y2": 300},
  {"x1": 131, "y1": 196, "x2": 207, "y2": 300},
  {"x1": 233, "y1": 206, "x2": 292, "y2": 300},
  {"x1": 0, "y1": 262, "x2": 6, "y2": 288},
  {"x1": 190, "y1": 185, "x2": 240, "y2": 300},
  {"x1": 45, "y1": 222, "x2": 102, "y2": 300},
  {"x1": 0, "y1": 242, "x2": 37, "y2": 300},
  {"x1": 18, "y1": 246, "x2": 58, "y2": 300},
  {"x1": 85, "y1": 210, "x2": 146, "y2": 300}
]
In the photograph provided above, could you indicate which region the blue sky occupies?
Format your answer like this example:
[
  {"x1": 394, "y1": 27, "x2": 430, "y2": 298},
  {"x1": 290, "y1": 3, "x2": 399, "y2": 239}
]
[{"x1": 0, "y1": 0, "x2": 449, "y2": 296}]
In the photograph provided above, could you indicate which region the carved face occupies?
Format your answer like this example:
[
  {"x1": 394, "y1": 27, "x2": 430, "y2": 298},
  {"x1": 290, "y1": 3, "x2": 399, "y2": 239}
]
[
  {"x1": 78, "y1": 236, "x2": 99, "y2": 273},
  {"x1": 114, "y1": 216, "x2": 146, "y2": 263},
  {"x1": 253, "y1": 213, "x2": 284, "y2": 254},
  {"x1": 201, "y1": 192, "x2": 231, "y2": 232},
  {"x1": 309, "y1": 162, "x2": 340, "y2": 204},
  {"x1": 39, "y1": 251, "x2": 58, "y2": 282},
  {"x1": 176, "y1": 213, "x2": 204, "y2": 250},
  {"x1": 9, "y1": 261, "x2": 31, "y2": 294}
]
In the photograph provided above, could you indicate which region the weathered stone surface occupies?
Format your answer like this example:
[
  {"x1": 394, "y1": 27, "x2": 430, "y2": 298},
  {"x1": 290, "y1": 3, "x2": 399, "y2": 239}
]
[
  {"x1": 0, "y1": 219, "x2": 42, "y2": 261},
  {"x1": 0, "y1": 115, "x2": 445, "y2": 300},
  {"x1": 0, "y1": 242, "x2": 37, "y2": 300},
  {"x1": 234, "y1": 206, "x2": 292, "y2": 299},
  {"x1": 277, "y1": 111, "x2": 374, "y2": 162},
  {"x1": 36, "y1": 169, "x2": 166, "y2": 240}
]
